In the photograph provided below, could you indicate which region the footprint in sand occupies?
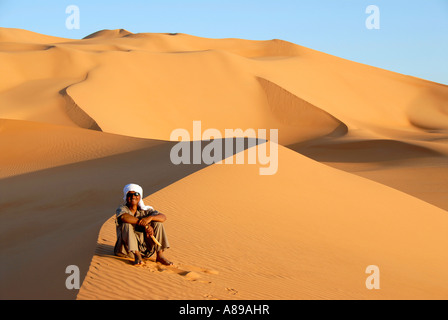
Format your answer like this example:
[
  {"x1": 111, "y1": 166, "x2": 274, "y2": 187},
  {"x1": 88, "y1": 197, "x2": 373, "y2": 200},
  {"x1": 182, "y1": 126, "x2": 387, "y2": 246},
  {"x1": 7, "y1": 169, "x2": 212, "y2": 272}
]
[
  {"x1": 153, "y1": 262, "x2": 218, "y2": 282},
  {"x1": 180, "y1": 271, "x2": 202, "y2": 281},
  {"x1": 177, "y1": 263, "x2": 219, "y2": 276},
  {"x1": 226, "y1": 288, "x2": 238, "y2": 295},
  {"x1": 203, "y1": 293, "x2": 220, "y2": 300}
]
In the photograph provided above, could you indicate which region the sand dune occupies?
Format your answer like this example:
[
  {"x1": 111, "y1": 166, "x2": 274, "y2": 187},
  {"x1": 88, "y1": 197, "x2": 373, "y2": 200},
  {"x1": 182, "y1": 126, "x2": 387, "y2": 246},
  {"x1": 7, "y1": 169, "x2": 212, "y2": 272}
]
[
  {"x1": 0, "y1": 28, "x2": 71, "y2": 44},
  {"x1": 0, "y1": 27, "x2": 447, "y2": 300},
  {"x1": 83, "y1": 29, "x2": 134, "y2": 40},
  {"x1": 0, "y1": 119, "x2": 161, "y2": 178},
  {"x1": 78, "y1": 144, "x2": 448, "y2": 300}
]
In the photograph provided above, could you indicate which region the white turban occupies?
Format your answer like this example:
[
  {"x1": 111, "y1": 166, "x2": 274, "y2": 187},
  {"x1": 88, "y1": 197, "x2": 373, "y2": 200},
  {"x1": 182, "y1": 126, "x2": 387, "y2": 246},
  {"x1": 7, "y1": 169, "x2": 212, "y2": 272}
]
[{"x1": 123, "y1": 183, "x2": 154, "y2": 211}]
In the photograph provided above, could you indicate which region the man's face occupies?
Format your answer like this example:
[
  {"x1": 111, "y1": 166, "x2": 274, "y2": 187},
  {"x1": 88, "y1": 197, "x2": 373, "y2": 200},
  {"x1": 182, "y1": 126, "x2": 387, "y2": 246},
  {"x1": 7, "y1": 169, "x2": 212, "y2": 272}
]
[{"x1": 126, "y1": 191, "x2": 141, "y2": 206}]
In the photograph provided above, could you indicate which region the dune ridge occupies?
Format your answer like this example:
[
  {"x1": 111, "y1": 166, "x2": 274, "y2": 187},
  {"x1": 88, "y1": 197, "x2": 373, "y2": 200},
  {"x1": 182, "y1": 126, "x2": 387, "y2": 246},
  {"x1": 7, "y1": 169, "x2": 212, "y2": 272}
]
[
  {"x1": 83, "y1": 28, "x2": 134, "y2": 40},
  {"x1": 0, "y1": 27, "x2": 447, "y2": 300},
  {"x1": 60, "y1": 86, "x2": 102, "y2": 131}
]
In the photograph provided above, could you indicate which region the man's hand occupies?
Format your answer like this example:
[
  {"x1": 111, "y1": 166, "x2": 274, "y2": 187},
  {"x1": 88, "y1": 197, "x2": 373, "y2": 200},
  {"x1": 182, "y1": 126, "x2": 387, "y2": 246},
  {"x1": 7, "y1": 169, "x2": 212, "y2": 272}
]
[
  {"x1": 145, "y1": 225, "x2": 154, "y2": 237},
  {"x1": 138, "y1": 217, "x2": 152, "y2": 227}
]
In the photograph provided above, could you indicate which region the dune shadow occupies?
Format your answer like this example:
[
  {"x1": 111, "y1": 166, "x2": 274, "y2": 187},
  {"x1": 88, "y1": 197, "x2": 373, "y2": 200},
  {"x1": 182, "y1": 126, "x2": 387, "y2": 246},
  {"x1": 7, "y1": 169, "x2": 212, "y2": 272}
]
[
  {"x1": 0, "y1": 137, "x2": 263, "y2": 299},
  {"x1": 93, "y1": 243, "x2": 138, "y2": 265},
  {"x1": 95, "y1": 243, "x2": 115, "y2": 256},
  {"x1": 407, "y1": 86, "x2": 448, "y2": 131},
  {"x1": 257, "y1": 77, "x2": 348, "y2": 134},
  {"x1": 289, "y1": 139, "x2": 443, "y2": 163},
  {"x1": 59, "y1": 86, "x2": 103, "y2": 132}
]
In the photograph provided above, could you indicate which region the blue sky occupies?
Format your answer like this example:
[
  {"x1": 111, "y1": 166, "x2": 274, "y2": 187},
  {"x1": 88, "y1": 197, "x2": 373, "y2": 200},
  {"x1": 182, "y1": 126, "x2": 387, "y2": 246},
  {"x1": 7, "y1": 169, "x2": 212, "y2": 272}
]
[{"x1": 1, "y1": 0, "x2": 447, "y2": 85}]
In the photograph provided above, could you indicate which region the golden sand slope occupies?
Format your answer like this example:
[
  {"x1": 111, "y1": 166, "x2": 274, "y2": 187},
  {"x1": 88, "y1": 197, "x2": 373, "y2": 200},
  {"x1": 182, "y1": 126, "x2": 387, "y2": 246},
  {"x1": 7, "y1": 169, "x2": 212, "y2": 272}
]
[
  {"x1": 0, "y1": 119, "x2": 162, "y2": 179},
  {"x1": 78, "y1": 144, "x2": 448, "y2": 300},
  {"x1": 0, "y1": 27, "x2": 447, "y2": 299}
]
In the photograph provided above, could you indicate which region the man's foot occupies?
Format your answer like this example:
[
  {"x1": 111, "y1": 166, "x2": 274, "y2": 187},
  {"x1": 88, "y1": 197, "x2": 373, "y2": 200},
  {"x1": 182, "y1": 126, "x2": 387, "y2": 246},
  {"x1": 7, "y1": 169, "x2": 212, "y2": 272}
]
[
  {"x1": 133, "y1": 251, "x2": 145, "y2": 266},
  {"x1": 134, "y1": 260, "x2": 145, "y2": 266},
  {"x1": 156, "y1": 256, "x2": 173, "y2": 266}
]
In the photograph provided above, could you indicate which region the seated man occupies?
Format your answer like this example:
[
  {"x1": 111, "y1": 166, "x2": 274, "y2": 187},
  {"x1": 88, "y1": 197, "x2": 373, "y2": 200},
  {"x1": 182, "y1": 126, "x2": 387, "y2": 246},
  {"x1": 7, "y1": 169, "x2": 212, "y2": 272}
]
[{"x1": 114, "y1": 183, "x2": 173, "y2": 266}]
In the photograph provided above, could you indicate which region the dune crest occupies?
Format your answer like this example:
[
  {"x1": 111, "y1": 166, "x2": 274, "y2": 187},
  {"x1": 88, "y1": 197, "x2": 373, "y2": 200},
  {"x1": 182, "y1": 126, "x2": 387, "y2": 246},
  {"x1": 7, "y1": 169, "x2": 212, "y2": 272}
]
[
  {"x1": 258, "y1": 77, "x2": 347, "y2": 140},
  {"x1": 406, "y1": 87, "x2": 448, "y2": 130},
  {"x1": 83, "y1": 29, "x2": 134, "y2": 40},
  {"x1": 0, "y1": 27, "x2": 70, "y2": 44},
  {"x1": 60, "y1": 86, "x2": 102, "y2": 131}
]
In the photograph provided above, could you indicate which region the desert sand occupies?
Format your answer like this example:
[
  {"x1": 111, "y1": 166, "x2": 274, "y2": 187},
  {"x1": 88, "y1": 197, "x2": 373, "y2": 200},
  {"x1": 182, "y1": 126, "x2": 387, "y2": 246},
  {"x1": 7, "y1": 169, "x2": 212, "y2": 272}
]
[{"x1": 0, "y1": 27, "x2": 447, "y2": 300}]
